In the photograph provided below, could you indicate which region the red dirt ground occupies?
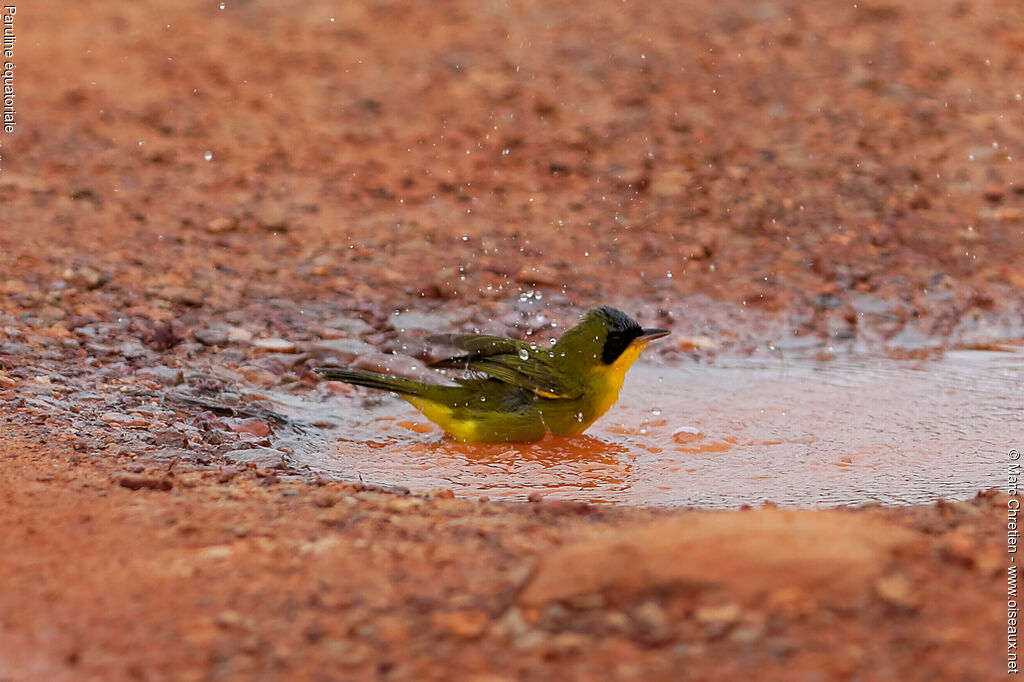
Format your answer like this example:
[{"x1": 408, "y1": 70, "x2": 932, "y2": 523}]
[{"x1": 1, "y1": 0, "x2": 1020, "y2": 679}]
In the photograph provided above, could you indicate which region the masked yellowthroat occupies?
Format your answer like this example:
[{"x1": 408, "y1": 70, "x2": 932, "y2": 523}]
[{"x1": 314, "y1": 306, "x2": 670, "y2": 442}]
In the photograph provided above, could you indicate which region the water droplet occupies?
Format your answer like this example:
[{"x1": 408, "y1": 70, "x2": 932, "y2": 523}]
[
  {"x1": 574, "y1": 412, "x2": 584, "y2": 422},
  {"x1": 651, "y1": 408, "x2": 662, "y2": 416},
  {"x1": 219, "y1": 1, "x2": 225, "y2": 8},
  {"x1": 203, "y1": 151, "x2": 213, "y2": 161},
  {"x1": 519, "y1": 348, "x2": 530, "y2": 360}
]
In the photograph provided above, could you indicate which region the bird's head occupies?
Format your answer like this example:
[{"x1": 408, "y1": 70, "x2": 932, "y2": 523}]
[{"x1": 553, "y1": 305, "x2": 670, "y2": 376}]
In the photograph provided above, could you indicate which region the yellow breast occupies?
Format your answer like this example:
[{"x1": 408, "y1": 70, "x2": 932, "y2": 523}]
[{"x1": 587, "y1": 341, "x2": 649, "y2": 420}]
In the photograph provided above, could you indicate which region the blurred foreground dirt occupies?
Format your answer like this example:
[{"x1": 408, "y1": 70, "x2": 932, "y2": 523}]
[{"x1": 1, "y1": 0, "x2": 1020, "y2": 679}]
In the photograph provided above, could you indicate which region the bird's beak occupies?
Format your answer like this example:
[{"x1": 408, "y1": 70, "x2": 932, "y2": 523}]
[{"x1": 636, "y1": 328, "x2": 671, "y2": 343}]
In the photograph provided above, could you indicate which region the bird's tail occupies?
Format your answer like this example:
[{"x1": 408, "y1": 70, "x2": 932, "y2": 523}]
[{"x1": 314, "y1": 368, "x2": 432, "y2": 397}]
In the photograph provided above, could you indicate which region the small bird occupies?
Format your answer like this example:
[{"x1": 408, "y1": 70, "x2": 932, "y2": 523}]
[{"x1": 315, "y1": 306, "x2": 670, "y2": 443}]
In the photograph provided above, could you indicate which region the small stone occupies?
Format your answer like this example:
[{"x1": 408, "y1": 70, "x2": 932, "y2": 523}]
[
  {"x1": 432, "y1": 610, "x2": 489, "y2": 639},
  {"x1": 874, "y1": 573, "x2": 916, "y2": 608},
  {"x1": 227, "y1": 326, "x2": 253, "y2": 343},
  {"x1": 221, "y1": 447, "x2": 286, "y2": 468},
  {"x1": 351, "y1": 352, "x2": 431, "y2": 380},
  {"x1": 194, "y1": 327, "x2": 229, "y2": 346},
  {"x1": 215, "y1": 610, "x2": 243, "y2": 629},
  {"x1": 321, "y1": 315, "x2": 373, "y2": 337},
  {"x1": 100, "y1": 411, "x2": 134, "y2": 426},
  {"x1": 172, "y1": 288, "x2": 206, "y2": 307},
  {"x1": 307, "y1": 338, "x2": 378, "y2": 362},
  {"x1": 217, "y1": 348, "x2": 247, "y2": 363},
  {"x1": 205, "y1": 217, "x2": 238, "y2": 233},
  {"x1": 237, "y1": 365, "x2": 279, "y2": 385},
  {"x1": 118, "y1": 341, "x2": 152, "y2": 359},
  {"x1": 236, "y1": 431, "x2": 272, "y2": 447},
  {"x1": 253, "y1": 337, "x2": 297, "y2": 353},
  {"x1": 154, "y1": 430, "x2": 187, "y2": 448},
  {"x1": 631, "y1": 601, "x2": 673, "y2": 644},
  {"x1": 231, "y1": 418, "x2": 271, "y2": 438},
  {"x1": 0, "y1": 342, "x2": 32, "y2": 355},
  {"x1": 695, "y1": 603, "x2": 741, "y2": 625},
  {"x1": 137, "y1": 366, "x2": 184, "y2": 387},
  {"x1": 63, "y1": 266, "x2": 108, "y2": 290}
]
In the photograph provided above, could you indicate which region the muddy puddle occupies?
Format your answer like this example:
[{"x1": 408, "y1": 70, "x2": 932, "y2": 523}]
[{"x1": 279, "y1": 345, "x2": 1022, "y2": 509}]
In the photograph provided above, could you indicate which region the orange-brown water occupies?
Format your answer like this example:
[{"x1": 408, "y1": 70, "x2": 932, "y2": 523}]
[{"x1": 289, "y1": 346, "x2": 1022, "y2": 508}]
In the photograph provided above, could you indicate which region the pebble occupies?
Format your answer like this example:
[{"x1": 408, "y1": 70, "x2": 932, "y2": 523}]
[
  {"x1": 221, "y1": 447, "x2": 286, "y2": 468},
  {"x1": 194, "y1": 327, "x2": 229, "y2": 346},
  {"x1": 138, "y1": 366, "x2": 184, "y2": 386},
  {"x1": 237, "y1": 364, "x2": 279, "y2": 385},
  {"x1": 631, "y1": 601, "x2": 673, "y2": 644},
  {"x1": 63, "y1": 266, "x2": 107, "y2": 290},
  {"x1": 321, "y1": 315, "x2": 373, "y2": 337},
  {"x1": 231, "y1": 418, "x2": 271, "y2": 438},
  {"x1": 227, "y1": 326, "x2": 253, "y2": 343},
  {"x1": 874, "y1": 573, "x2": 916, "y2": 608},
  {"x1": 0, "y1": 342, "x2": 31, "y2": 355},
  {"x1": 253, "y1": 337, "x2": 297, "y2": 353},
  {"x1": 307, "y1": 338, "x2": 378, "y2": 362},
  {"x1": 205, "y1": 217, "x2": 238, "y2": 234},
  {"x1": 351, "y1": 352, "x2": 431, "y2": 380},
  {"x1": 118, "y1": 341, "x2": 152, "y2": 359},
  {"x1": 217, "y1": 349, "x2": 247, "y2": 363},
  {"x1": 100, "y1": 411, "x2": 136, "y2": 426},
  {"x1": 432, "y1": 610, "x2": 490, "y2": 639},
  {"x1": 153, "y1": 430, "x2": 188, "y2": 448},
  {"x1": 694, "y1": 603, "x2": 741, "y2": 625},
  {"x1": 171, "y1": 288, "x2": 206, "y2": 307}
]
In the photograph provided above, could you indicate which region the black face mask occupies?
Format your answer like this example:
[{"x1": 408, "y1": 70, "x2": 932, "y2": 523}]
[{"x1": 601, "y1": 327, "x2": 643, "y2": 364}]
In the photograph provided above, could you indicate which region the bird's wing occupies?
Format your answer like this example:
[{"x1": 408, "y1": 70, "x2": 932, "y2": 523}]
[
  {"x1": 428, "y1": 334, "x2": 528, "y2": 360},
  {"x1": 429, "y1": 334, "x2": 580, "y2": 400}
]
